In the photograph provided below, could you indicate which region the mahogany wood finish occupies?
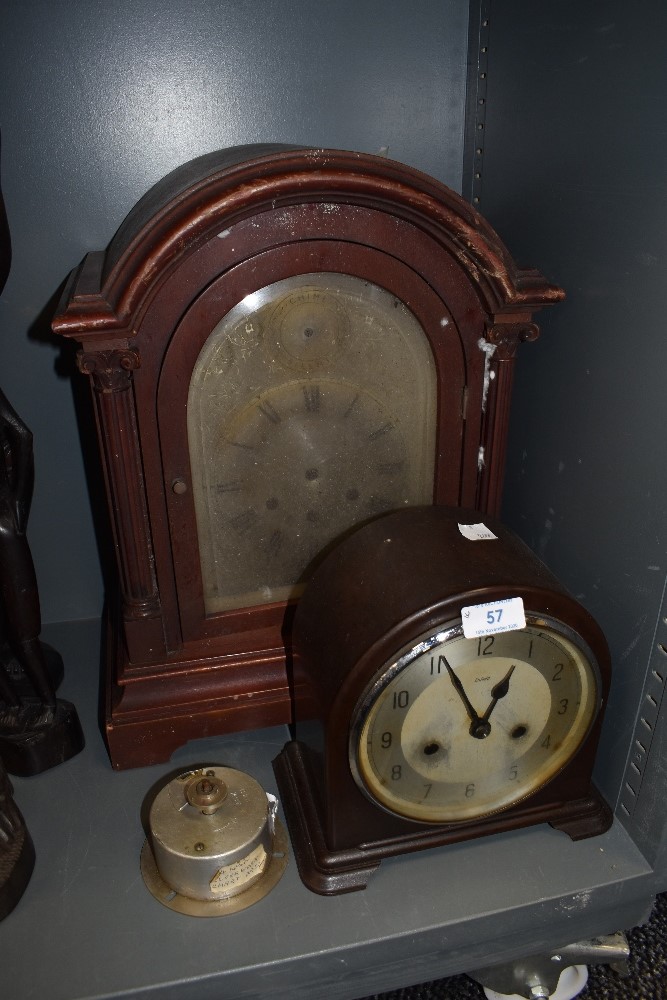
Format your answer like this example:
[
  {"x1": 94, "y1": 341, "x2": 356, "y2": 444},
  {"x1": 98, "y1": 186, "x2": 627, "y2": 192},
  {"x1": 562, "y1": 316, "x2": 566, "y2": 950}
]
[
  {"x1": 274, "y1": 506, "x2": 612, "y2": 894},
  {"x1": 52, "y1": 146, "x2": 564, "y2": 769}
]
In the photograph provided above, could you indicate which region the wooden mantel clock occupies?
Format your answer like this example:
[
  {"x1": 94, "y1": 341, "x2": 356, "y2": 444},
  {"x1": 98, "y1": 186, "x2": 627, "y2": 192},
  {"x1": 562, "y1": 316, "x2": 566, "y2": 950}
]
[
  {"x1": 52, "y1": 145, "x2": 564, "y2": 769},
  {"x1": 273, "y1": 505, "x2": 612, "y2": 894}
]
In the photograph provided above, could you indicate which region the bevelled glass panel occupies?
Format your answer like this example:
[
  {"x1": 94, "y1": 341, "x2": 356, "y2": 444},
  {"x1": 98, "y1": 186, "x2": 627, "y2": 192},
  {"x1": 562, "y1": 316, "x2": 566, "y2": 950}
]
[{"x1": 188, "y1": 273, "x2": 437, "y2": 612}]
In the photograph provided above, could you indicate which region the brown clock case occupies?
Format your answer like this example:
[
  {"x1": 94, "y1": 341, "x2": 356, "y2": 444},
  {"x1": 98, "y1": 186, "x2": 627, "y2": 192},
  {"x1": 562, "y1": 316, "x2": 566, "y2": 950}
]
[
  {"x1": 52, "y1": 145, "x2": 564, "y2": 769},
  {"x1": 273, "y1": 505, "x2": 612, "y2": 895}
]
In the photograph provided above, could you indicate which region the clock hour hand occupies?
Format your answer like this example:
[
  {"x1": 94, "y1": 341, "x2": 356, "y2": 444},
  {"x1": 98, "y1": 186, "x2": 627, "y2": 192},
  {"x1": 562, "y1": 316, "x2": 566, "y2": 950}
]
[
  {"x1": 460, "y1": 664, "x2": 517, "y2": 741},
  {"x1": 479, "y1": 664, "x2": 516, "y2": 725}
]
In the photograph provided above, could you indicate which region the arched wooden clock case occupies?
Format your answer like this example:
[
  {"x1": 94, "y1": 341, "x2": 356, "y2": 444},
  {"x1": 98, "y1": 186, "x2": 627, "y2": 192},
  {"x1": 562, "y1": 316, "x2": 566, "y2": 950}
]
[{"x1": 53, "y1": 145, "x2": 564, "y2": 769}]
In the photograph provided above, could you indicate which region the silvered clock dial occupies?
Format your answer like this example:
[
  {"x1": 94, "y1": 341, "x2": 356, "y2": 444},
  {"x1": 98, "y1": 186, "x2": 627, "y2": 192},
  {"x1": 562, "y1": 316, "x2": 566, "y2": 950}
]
[
  {"x1": 352, "y1": 619, "x2": 599, "y2": 823},
  {"x1": 187, "y1": 272, "x2": 436, "y2": 612}
]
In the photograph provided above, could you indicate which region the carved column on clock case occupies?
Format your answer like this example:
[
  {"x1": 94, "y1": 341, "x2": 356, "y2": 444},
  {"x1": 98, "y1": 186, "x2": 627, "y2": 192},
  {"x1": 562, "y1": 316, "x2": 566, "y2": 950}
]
[
  {"x1": 77, "y1": 347, "x2": 163, "y2": 662},
  {"x1": 477, "y1": 320, "x2": 540, "y2": 516}
]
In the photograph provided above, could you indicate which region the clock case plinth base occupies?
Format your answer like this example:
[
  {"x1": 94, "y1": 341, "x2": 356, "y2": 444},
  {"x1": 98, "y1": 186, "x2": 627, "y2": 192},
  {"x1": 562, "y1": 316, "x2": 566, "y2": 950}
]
[
  {"x1": 103, "y1": 603, "x2": 290, "y2": 771},
  {"x1": 274, "y1": 739, "x2": 613, "y2": 895}
]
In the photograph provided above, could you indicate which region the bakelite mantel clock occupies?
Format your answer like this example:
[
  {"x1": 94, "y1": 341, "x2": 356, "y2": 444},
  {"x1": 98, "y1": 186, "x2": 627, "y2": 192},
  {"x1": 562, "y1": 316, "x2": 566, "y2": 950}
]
[
  {"x1": 52, "y1": 145, "x2": 564, "y2": 769},
  {"x1": 273, "y1": 506, "x2": 612, "y2": 894}
]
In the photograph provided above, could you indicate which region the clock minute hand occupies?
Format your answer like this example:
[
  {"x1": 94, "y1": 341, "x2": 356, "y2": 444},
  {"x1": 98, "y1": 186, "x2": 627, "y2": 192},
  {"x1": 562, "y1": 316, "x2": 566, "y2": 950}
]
[{"x1": 444, "y1": 660, "x2": 482, "y2": 727}]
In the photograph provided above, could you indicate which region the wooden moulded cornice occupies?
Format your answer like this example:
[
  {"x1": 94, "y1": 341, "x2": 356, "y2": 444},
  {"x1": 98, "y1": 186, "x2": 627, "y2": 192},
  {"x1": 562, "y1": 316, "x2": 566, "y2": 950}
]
[{"x1": 52, "y1": 146, "x2": 564, "y2": 343}]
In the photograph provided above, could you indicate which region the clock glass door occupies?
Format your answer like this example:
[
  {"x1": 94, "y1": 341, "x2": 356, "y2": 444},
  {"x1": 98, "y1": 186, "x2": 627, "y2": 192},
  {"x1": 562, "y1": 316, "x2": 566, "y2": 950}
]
[{"x1": 187, "y1": 272, "x2": 437, "y2": 613}]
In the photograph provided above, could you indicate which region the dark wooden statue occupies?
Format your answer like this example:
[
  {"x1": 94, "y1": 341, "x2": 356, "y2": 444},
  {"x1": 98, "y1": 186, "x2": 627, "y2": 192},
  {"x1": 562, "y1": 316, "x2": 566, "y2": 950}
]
[
  {"x1": 0, "y1": 388, "x2": 57, "y2": 711},
  {"x1": 0, "y1": 756, "x2": 34, "y2": 921},
  {"x1": 0, "y1": 134, "x2": 34, "y2": 922},
  {"x1": 0, "y1": 136, "x2": 83, "y2": 777}
]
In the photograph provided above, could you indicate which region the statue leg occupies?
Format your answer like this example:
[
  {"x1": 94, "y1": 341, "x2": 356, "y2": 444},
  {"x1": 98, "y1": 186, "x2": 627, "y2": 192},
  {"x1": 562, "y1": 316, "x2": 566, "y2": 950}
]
[
  {"x1": 12, "y1": 639, "x2": 56, "y2": 709},
  {"x1": 0, "y1": 529, "x2": 55, "y2": 709},
  {"x1": 0, "y1": 663, "x2": 19, "y2": 706}
]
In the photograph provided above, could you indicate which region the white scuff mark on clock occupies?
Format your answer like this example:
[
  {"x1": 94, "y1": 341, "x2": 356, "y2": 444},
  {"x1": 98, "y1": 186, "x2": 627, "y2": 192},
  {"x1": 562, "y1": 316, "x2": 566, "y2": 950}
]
[
  {"x1": 477, "y1": 446, "x2": 485, "y2": 471},
  {"x1": 276, "y1": 210, "x2": 297, "y2": 228},
  {"x1": 561, "y1": 890, "x2": 592, "y2": 912},
  {"x1": 440, "y1": 317, "x2": 449, "y2": 327},
  {"x1": 217, "y1": 229, "x2": 232, "y2": 239},
  {"x1": 477, "y1": 337, "x2": 497, "y2": 411}
]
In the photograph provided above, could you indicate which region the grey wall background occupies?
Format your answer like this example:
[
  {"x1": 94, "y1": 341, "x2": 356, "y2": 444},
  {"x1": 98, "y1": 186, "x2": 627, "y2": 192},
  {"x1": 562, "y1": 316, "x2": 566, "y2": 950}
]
[
  {"x1": 479, "y1": 2, "x2": 667, "y2": 823},
  {"x1": 0, "y1": 0, "x2": 469, "y2": 624}
]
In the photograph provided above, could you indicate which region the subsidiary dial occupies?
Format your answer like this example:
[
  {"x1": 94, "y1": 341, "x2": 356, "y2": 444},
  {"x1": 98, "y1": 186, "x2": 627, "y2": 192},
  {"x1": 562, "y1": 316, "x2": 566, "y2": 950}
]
[{"x1": 270, "y1": 287, "x2": 350, "y2": 372}]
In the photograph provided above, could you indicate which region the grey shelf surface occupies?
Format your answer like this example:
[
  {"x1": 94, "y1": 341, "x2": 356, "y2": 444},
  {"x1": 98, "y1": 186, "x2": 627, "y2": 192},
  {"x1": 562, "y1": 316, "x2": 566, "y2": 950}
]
[{"x1": 0, "y1": 620, "x2": 660, "y2": 1000}]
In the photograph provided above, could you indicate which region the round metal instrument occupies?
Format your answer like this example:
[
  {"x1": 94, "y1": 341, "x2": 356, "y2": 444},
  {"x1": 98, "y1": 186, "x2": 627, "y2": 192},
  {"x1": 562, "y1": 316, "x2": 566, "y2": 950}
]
[{"x1": 140, "y1": 765, "x2": 288, "y2": 916}]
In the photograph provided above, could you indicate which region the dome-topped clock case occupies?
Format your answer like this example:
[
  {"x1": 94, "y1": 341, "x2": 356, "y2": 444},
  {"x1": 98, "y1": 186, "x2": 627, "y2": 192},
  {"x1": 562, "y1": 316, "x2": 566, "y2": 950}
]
[
  {"x1": 53, "y1": 145, "x2": 564, "y2": 769},
  {"x1": 273, "y1": 505, "x2": 612, "y2": 895}
]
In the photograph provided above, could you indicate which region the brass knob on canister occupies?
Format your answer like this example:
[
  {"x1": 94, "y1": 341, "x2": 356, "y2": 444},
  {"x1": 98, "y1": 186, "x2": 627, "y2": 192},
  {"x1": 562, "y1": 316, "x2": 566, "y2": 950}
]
[{"x1": 184, "y1": 773, "x2": 228, "y2": 814}]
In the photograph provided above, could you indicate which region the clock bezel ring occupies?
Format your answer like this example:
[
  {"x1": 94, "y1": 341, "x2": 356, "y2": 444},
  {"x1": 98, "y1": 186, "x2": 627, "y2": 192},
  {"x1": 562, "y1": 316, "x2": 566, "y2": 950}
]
[{"x1": 348, "y1": 612, "x2": 603, "y2": 826}]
